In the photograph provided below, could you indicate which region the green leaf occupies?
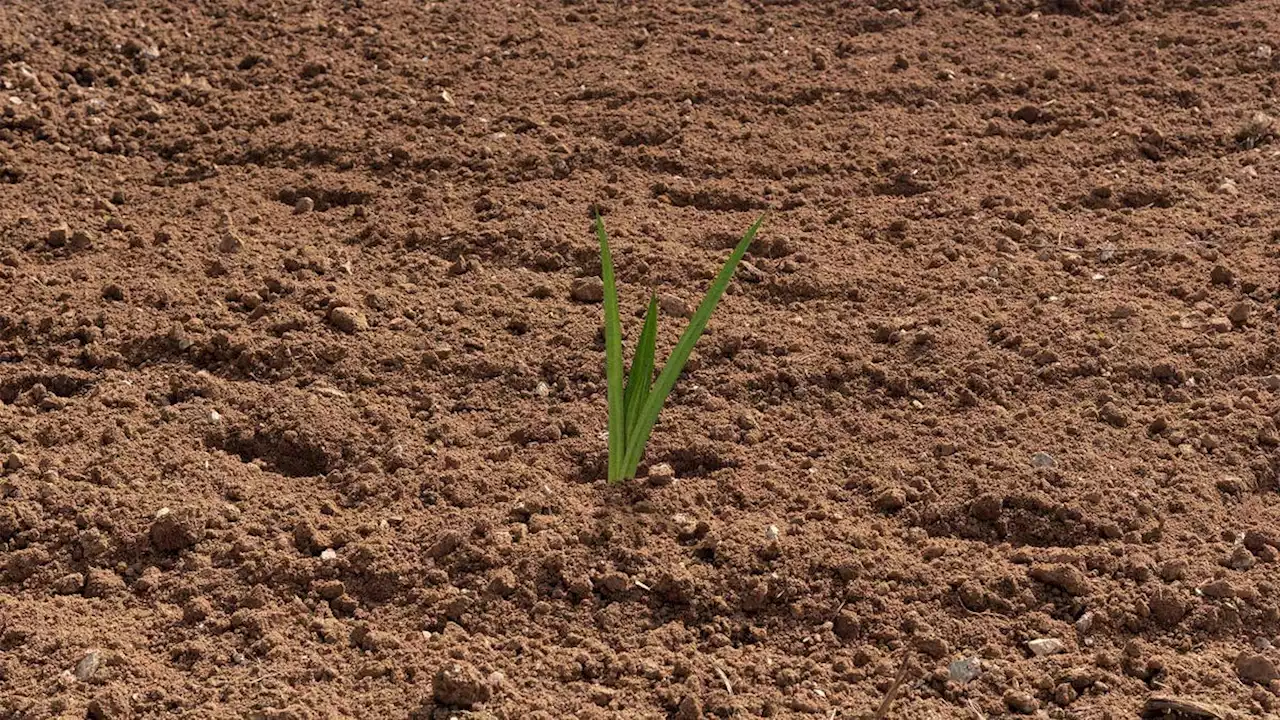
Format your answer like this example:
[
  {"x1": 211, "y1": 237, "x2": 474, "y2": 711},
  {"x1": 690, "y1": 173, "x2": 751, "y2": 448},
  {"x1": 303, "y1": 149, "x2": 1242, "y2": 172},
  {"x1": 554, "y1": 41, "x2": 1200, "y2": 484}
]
[
  {"x1": 622, "y1": 295, "x2": 659, "y2": 455},
  {"x1": 596, "y1": 216, "x2": 626, "y2": 484},
  {"x1": 620, "y1": 213, "x2": 766, "y2": 477}
]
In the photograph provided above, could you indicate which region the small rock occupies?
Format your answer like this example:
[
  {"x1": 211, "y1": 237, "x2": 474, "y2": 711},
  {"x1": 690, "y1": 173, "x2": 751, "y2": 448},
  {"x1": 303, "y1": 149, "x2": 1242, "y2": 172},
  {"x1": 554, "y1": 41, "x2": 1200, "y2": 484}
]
[
  {"x1": 52, "y1": 572, "x2": 85, "y2": 595},
  {"x1": 1099, "y1": 402, "x2": 1128, "y2": 427},
  {"x1": 646, "y1": 462, "x2": 675, "y2": 487},
  {"x1": 1053, "y1": 683, "x2": 1078, "y2": 708},
  {"x1": 1208, "y1": 316, "x2": 1233, "y2": 334},
  {"x1": 101, "y1": 284, "x2": 125, "y2": 302},
  {"x1": 351, "y1": 624, "x2": 401, "y2": 652},
  {"x1": 328, "y1": 306, "x2": 369, "y2": 334},
  {"x1": 1210, "y1": 265, "x2": 1235, "y2": 285},
  {"x1": 833, "y1": 610, "x2": 860, "y2": 640},
  {"x1": 1201, "y1": 579, "x2": 1235, "y2": 598},
  {"x1": 1235, "y1": 111, "x2": 1274, "y2": 146},
  {"x1": 150, "y1": 507, "x2": 206, "y2": 552},
  {"x1": 1228, "y1": 302, "x2": 1251, "y2": 327},
  {"x1": 1031, "y1": 451, "x2": 1057, "y2": 468},
  {"x1": 47, "y1": 223, "x2": 70, "y2": 248},
  {"x1": 1245, "y1": 530, "x2": 1280, "y2": 553},
  {"x1": 70, "y1": 229, "x2": 95, "y2": 250},
  {"x1": 1227, "y1": 545, "x2": 1256, "y2": 570},
  {"x1": 1236, "y1": 652, "x2": 1279, "y2": 685},
  {"x1": 659, "y1": 293, "x2": 692, "y2": 318},
  {"x1": 1004, "y1": 689, "x2": 1040, "y2": 714},
  {"x1": 218, "y1": 230, "x2": 244, "y2": 253},
  {"x1": 301, "y1": 60, "x2": 329, "y2": 79},
  {"x1": 83, "y1": 569, "x2": 126, "y2": 598},
  {"x1": 294, "y1": 196, "x2": 314, "y2": 214},
  {"x1": 1030, "y1": 564, "x2": 1092, "y2": 596},
  {"x1": 1028, "y1": 638, "x2": 1067, "y2": 657},
  {"x1": 528, "y1": 514, "x2": 557, "y2": 533},
  {"x1": 1012, "y1": 105, "x2": 1042, "y2": 123},
  {"x1": 433, "y1": 661, "x2": 492, "y2": 708},
  {"x1": 570, "y1": 277, "x2": 604, "y2": 303},
  {"x1": 74, "y1": 651, "x2": 103, "y2": 681},
  {"x1": 873, "y1": 487, "x2": 906, "y2": 513},
  {"x1": 1216, "y1": 178, "x2": 1239, "y2": 195},
  {"x1": 1032, "y1": 349, "x2": 1059, "y2": 366},
  {"x1": 241, "y1": 291, "x2": 263, "y2": 310},
  {"x1": 449, "y1": 255, "x2": 482, "y2": 275},
  {"x1": 1075, "y1": 611, "x2": 1095, "y2": 634},
  {"x1": 948, "y1": 657, "x2": 982, "y2": 684},
  {"x1": 4, "y1": 452, "x2": 25, "y2": 470},
  {"x1": 738, "y1": 261, "x2": 764, "y2": 283}
]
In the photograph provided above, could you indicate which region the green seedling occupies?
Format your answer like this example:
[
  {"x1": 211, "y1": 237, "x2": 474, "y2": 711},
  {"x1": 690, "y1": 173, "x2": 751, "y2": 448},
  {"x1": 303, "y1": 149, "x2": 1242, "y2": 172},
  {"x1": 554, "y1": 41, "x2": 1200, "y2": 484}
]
[{"x1": 596, "y1": 213, "x2": 766, "y2": 483}]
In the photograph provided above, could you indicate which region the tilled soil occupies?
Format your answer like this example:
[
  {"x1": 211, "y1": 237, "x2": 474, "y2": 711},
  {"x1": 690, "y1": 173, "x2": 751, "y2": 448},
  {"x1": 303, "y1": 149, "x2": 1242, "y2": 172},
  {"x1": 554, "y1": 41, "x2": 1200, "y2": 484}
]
[{"x1": 2, "y1": 0, "x2": 1280, "y2": 718}]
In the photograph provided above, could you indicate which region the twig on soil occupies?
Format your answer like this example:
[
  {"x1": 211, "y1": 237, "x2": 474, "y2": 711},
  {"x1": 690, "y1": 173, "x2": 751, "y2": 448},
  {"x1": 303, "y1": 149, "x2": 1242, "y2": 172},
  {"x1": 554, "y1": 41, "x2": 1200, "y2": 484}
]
[
  {"x1": 713, "y1": 665, "x2": 733, "y2": 695},
  {"x1": 966, "y1": 699, "x2": 987, "y2": 720},
  {"x1": 870, "y1": 653, "x2": 911, "y2": 720}
]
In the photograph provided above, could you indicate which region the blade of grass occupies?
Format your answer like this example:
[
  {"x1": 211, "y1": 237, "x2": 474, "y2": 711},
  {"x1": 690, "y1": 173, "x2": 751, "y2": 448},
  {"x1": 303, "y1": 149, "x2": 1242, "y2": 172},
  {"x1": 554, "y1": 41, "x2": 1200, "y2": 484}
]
[
  {"x1": 622, "y1": 295, "x2": 659, "y2": 441},
  {"x1": 596, "y1": 217, "x2": 626, "y2": 484},
  {"x1": 620, "y1": 214, "x2": 766, "y2": 477}
]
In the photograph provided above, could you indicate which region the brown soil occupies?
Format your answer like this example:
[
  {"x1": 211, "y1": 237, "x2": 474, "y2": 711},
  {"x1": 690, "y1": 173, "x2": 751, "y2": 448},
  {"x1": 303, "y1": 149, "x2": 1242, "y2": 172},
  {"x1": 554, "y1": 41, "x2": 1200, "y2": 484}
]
[{"x1": 2, "y1": 0, "x2": 1280, "y2": 718}]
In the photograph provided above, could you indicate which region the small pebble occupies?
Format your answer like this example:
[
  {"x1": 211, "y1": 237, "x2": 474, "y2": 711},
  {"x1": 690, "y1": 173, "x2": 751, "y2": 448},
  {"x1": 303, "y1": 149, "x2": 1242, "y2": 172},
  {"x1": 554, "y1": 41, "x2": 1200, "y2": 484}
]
[
  {"x1": 74, "y1": 651, "x2": 103, "y2": 682},
  {"x1": 69, "y1": 229, "x2": 94, "y2": 250},
  {"x1": 1208, "y1": 316, "x2": 1233, "y2": 334},
  {"x1": 1228, "y1": 302, "x2": 1251, "y2": 327},
  {"x1": 570, "y1": 277, "x2": 604, "y2": 303},
  {"x1": 1236, "y1": 652, "x2": 1279, "y2": 684},
  {"x1": 948, "y1": 657, "x2": 982, "y2": 684},
  {"x1": 1075, "y1": 611, "x2": 1095, "y2": 634},
  {"x1": 47, "y1": 224, "x2": 69, "y2": 248},
  {"x1": 218, "y1": 230, "x2": 244, "y2": 253},
  {"x1": 659, "y1": 293, "x2": 692, "y2": 318},
  {"x1": 1030, "y1": 564, "x2": 1092, "y2": 596},
  {"x1": 4, "y1": 452, "x2": 25, "y2": 470},
  {"x1": 1099, "y1": 402, "x2": 1128, "y2": 427},
  {"x1": 52, "y1": 572, "x2": 85, "y2": 595},
  {"x1": 647, "y1": 462, "x2": 675, "y2": 486},
  {"x1": 294, "y1": 196, "x2": 314, "y2": 214},
  {"x1": 1027, "y1": 638, "x2": 1067, "y2": 657},
  {"x1": 1004, "y1": 689, "x2": 1039, "y2": 714},
  {"x1": 328, "y1": 306, "x2": 369, "y2": 334}
]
